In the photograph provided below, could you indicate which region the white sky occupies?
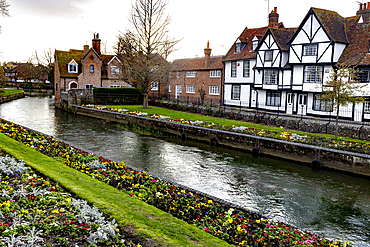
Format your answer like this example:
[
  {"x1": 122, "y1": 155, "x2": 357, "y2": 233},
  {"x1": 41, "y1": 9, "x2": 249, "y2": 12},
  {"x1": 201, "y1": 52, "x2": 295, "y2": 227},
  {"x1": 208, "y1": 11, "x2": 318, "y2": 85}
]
[{"x1": 0, "y1": 0, "x2": 362, "y2": 64}]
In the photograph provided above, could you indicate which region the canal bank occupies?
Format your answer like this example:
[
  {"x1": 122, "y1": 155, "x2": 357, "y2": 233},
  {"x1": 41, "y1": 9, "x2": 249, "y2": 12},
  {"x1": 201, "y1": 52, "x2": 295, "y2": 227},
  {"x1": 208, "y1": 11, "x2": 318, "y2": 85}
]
[
  {"x1": 70, "y1": 104, "x2": 370, "y2": 178},
  {"x1": 2, "y1": 96, "x2": 370, "y2": 245},
  {"x1": 0, "y1": 91, "x2": 24, "y2": 103}
]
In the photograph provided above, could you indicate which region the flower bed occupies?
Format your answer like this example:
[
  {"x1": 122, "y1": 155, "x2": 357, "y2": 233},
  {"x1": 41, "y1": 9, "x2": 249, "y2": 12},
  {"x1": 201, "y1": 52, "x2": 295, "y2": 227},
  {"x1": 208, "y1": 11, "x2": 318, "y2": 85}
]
[
  {"x1": 89, "y1": 105, "x2": 370, "y2": 155},
  {"x1": 0, "y1": 150, "x2": 134, "y2": 246},
  {"x1": 0, "y1": 119, "x2": 353, "y2": 246}
]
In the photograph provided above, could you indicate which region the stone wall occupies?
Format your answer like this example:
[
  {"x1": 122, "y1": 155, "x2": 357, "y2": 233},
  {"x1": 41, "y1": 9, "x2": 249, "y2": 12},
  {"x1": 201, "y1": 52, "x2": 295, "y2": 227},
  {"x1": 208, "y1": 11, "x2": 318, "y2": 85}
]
[
  {"x1": 58, "y1": 89, "x2": 93, "y2": 109},
  {"x1": 71, "y1": 105, "x2": 370, "y2": 178},
  {"x1": 0, "y1": 92, "x2": 25, "y2": 103}
]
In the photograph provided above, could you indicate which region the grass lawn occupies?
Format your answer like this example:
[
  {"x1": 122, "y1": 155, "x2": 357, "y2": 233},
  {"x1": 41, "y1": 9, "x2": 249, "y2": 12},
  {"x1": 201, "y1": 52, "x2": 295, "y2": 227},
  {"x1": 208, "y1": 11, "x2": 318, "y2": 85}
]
[
  {"x1": 102, "y1": 105, "x2": 370, "y2": 145},
  {"x1": 0, "y1": 133, "x2": 232, "y2": 247},
  {"x1": 0, "y1": 89, "x2": 23, "y2": 96}
]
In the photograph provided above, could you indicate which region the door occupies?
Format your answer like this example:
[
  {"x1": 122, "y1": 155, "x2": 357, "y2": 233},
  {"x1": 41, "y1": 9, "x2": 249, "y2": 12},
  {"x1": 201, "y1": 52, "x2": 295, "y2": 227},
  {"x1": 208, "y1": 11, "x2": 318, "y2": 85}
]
[
  {"x1": 286, "y1": 93, "x2": 294, "y2": 114},
  {"x1": 175, "y1": 85, "x2": 180, "y2": 99},
  {"x1": 297, "y1": 94, "x2": 307, "y2": 115}
]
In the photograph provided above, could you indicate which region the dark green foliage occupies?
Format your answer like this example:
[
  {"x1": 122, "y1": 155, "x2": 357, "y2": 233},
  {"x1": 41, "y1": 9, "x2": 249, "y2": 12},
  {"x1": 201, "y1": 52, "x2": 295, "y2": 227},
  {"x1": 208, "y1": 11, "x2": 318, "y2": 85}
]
[{"x1": 93, "y1": 87, "x2": 143, "y2": 105}]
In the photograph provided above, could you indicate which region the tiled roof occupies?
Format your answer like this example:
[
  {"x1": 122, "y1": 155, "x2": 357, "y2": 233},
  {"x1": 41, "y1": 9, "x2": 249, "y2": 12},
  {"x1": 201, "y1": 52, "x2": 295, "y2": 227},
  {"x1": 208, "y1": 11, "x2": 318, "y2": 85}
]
[
  {"x1": 270, "y1": 28, "x2": 297, "y2": 51},
  {"x1": 338, "y1": 20, "x2": 370, "y2": 66},
  {"x1": 312, "y1": 7, "x2": 349, "y2": 43},
  {"x1": 171, "y1": 56, "x2": 223, "y2": 71},
  {"x1": 223, "y1": 27, "x2": 269, "y2": 62},
  {"x1": 55, "y1": 49, "x2": 85, "y2": 78}
]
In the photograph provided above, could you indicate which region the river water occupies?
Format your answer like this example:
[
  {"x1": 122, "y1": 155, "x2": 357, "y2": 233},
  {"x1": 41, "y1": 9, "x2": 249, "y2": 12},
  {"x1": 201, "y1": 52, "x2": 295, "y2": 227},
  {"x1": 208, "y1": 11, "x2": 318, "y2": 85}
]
[{"x1": 0, "y1": 96, "x2": 369, "y2": 246}]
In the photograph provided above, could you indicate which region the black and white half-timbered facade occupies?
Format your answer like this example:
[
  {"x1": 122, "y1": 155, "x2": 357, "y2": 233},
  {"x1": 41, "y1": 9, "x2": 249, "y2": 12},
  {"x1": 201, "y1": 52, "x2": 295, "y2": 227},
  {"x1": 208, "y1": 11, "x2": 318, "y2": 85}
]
[{"x1": 223, "y1": 4, "x2": 370, "y2": 122}]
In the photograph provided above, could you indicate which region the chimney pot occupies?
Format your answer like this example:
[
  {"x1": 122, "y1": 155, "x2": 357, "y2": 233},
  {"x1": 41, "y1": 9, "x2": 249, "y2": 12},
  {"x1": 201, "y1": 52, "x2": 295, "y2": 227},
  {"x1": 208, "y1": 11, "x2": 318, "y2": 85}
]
[{"x1": 274, "y1": 7, "x2": 277, "y2": 13}]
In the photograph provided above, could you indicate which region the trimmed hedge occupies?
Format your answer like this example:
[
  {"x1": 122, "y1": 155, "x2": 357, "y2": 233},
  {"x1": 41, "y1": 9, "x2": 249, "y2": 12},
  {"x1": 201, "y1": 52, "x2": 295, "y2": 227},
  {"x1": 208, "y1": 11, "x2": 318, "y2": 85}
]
[{"x1": 93, "y1": 87, "x2": 143, "y2": 105}]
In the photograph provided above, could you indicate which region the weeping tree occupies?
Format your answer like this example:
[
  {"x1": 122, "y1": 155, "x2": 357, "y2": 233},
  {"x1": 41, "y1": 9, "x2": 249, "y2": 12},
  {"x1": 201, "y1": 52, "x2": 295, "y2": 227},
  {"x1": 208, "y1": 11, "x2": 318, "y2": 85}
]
[
  {"x1": 115, "y1": 0, "x2": 180, "y2": 108},
  {"x1": 321, "y1": 63, "x2": 367, "y2": 140}
]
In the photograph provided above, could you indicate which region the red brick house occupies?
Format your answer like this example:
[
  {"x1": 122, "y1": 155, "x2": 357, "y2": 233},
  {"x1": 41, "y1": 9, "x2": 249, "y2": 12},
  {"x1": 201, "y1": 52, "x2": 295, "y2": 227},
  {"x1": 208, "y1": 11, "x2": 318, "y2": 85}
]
[
  {"x1": 165, "y1": 42, "x2": 223, "y2": 105},
  {"x1": 54, "y1": 34, "x2": 130, "y2": 106}
]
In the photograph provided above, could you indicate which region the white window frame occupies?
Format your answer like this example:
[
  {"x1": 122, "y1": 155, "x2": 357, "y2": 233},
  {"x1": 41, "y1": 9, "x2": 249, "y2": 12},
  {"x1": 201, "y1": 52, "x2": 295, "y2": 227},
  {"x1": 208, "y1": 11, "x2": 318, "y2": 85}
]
[
  {"x1": 111, "y1": 66, "x2": 119, "y2": 75},
  {"x1": 68, "y1": 59, "x2": 78, "y2": 74},
  {"x1": 210, "y1": 70, "x2": 221, "y2": 78},
  {"x1": 303, "y1": 44, "x2": 317, "y2": 56},
  {"x1": 313, "y1": 94, "x2": 333, "y2": 112},
  {"x1": 231, "y1": 85, "x2": 241, "y2": 100},
  {"x1": 243, "y1": 60, "x2": 250, "y2": 78},
  {"x1": 304, "y1": 66, "x2": 323, "y2": 83},
  {"x1": 186, "y1": 85, "x2": 195, "y2": 94},
  {"x1": 151, "y1": 82, "x2": 158, "y2": 91},
  {"x1": 186, "y1": 71, "x2": 196, "y2": 78},
  {"x1": 231, "y1": 61, "x2": 237, "y2": 77},
  {"x1": 263, "y1": 70, "x2": 278, "y2": 85},
  {"x1": 265, "y1": 51, "x2": 273, "y2": 62},
  {"x1": 209, "y1": 86, "x2": 220, "y2": 95},
  {"x1": 85, "y1": 84, "x2": 94, "y2": 89},
  {"x1": 266, "y1": 91, "x2": 281, "y2": 107},
  {"x1": 179, "y1": 85, "x2": 182, "y2": 93},
  {"x1": 364, "y1": 101, "x2": 370, "y2": 113}
]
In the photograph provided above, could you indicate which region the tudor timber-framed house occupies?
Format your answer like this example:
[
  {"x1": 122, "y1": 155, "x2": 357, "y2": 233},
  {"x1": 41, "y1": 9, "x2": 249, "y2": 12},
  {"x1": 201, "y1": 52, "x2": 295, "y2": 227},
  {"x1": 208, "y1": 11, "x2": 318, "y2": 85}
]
[
  {"x1": 223, "y1": 4, "x2": 370, "y2": 122},
  {"x1": 54, "y1": 34, "x2": 130, "y2": 107}
]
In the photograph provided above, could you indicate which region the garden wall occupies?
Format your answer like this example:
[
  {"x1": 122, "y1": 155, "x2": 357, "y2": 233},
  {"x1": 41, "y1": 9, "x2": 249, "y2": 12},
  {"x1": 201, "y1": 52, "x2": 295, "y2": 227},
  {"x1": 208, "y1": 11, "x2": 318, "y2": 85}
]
[
  {"x1": 0, "y1": 92, "x2": 25, "y2": 103},
  {"x1": 70, "y1": 105, "x2": 370, "y2": 178}
]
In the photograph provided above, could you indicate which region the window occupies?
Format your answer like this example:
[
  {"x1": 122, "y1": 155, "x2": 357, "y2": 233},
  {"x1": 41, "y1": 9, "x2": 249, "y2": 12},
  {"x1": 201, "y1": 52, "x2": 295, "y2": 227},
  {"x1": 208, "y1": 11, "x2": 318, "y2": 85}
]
[
  {"x1": 179, "y1": 85, "x2": 182, "y2": 93},
  {"x1": 151, "y1": 82, "x2": 158, "y2": 91},
  {"x1": 252, "y1": 40, "x2": 258, "y2": 51},
  {"x1": 359, "y1": 70, "x2": 370, "y2": 83},
  {"x1": 176, "y1": 71, "x2": 179, "y2": 78},
  {"x1": 303, "y1": 44, "x2": 317, "y2": 56},
  {"x1": 186, "y1": 85, "x2": 195, "y2": 93},
  {"x1": 186, "y1": 71, "x2": 196, "y2": 77},
  {"x1": 111, "y1": 66, "x2": 119, "y2": 75},
  {"x1": 264, "y1": 51, "x2": 273, "y2": 61},
  {"x1": 86, "y1": 84, "x2": 94, "y2": 89},
  {"x1": 55, "y1": 83, "x2": 58, "y2": 92},
  {"x1": 304, "y1": 66, "x2": 323, "y2": 83},
  {"x1": 209, "y1": 86, "x2": 220, "y2": 95},
  {"x1": 168, "y1": 84, "x2": 171, "y2": 92},
  {"x1": 90, "y1": 65, "x2": 94, "y2": 73},
  {"x1": 365, "y1": 101, "x2": 370, "y2": 113},
  {"x1": 231, "y1": 61, "x2": 237, "y2": 77},
  {"x1": 263, "y1": 70, "x2": 278, "y2": 85},
  {"x1": 313, "y1": 94, "x2": 332, "y2": 111},
  {"x1": 243, "y1": 60, "x2": 250, "y2": 78},
  {"x1": 68, "y1": 64, "x2": 77, "y2": 73},
  {"x1": 210, "y1": 70, "x2": 221, "y2": 78},
  {"x1": 231, "y1": 85, "x2": 241, "y2": 100},
  {"x1": 235, "y1": 43, "x2": 241, "y2": 53},
  {"x1": 266, "y1": 91, "x2": 281, "y2": 106}
]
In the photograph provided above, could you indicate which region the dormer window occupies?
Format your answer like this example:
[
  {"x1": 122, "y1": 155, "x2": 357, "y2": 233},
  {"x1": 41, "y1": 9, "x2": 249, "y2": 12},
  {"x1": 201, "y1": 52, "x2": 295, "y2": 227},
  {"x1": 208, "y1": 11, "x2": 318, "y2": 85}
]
[
  {"x1": 235, "y1": 43, "x2": 241, "y2": 53},
  {"x1": 68, "y1": 59, "x2": 78, "y2": 74},
  {"x1": 252, "y1": 36, "x2": 259, "y2": 51}
]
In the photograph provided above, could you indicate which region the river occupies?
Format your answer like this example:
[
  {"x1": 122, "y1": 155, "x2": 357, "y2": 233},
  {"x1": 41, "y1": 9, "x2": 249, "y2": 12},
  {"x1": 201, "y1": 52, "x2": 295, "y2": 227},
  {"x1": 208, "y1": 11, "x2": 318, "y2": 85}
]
[{"x1": 0, "y1": 96, "x2": 369, "y2": 246}]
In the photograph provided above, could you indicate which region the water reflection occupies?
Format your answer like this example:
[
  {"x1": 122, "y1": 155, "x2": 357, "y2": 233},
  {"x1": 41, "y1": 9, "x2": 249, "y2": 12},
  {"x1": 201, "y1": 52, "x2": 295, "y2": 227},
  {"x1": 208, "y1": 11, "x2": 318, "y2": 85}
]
[{"x1": 0, "y1": 96, "x2": 370, "y2": 246}]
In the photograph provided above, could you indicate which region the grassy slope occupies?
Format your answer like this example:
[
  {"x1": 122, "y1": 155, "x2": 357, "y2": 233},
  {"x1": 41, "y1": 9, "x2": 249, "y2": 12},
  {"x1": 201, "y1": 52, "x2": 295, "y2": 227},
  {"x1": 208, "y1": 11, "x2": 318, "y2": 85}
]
[
  {"x1": 0, "y1": 133, "x2": 232, "y2": 247},
  {"x1": 104, "y1": 105, "x2": 370, "y2": 144},
  {"x1": 0, "y1": 89, "x2": 23, "y2": 96}
]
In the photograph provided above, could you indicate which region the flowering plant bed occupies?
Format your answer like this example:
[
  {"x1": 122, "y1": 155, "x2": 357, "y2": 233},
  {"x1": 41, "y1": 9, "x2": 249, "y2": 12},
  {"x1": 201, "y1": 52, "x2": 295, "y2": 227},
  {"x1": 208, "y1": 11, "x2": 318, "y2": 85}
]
[
  {"x1": 0, "y1": 118, "x2": 353, "y2": 246},
  {"x1": 0, "y1": 150, "x2": 133, "y2": 246},
  {"x1": 87, "y1": 105, "x2": 370, "y2": 155}
]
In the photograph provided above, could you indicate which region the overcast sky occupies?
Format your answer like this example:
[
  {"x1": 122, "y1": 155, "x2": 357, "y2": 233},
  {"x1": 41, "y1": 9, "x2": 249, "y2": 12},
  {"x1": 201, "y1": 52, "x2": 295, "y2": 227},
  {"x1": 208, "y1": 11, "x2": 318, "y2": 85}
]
[{"x1": 0, "y1": 0, "x2": 362, "y2": 63}]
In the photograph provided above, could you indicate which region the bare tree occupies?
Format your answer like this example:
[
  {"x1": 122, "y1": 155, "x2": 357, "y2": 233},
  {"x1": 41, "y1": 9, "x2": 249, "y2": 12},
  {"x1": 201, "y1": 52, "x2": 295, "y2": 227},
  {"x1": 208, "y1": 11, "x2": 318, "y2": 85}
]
[
  {"x1": 32, "y1": 48, "x2": 55, "y2": 85},
  {"x1": 115, "y1": 0, "x2": 180, "y2": 108},
  {"x1": 0, "y1": 0, "x2": 10, "y2": 33}
]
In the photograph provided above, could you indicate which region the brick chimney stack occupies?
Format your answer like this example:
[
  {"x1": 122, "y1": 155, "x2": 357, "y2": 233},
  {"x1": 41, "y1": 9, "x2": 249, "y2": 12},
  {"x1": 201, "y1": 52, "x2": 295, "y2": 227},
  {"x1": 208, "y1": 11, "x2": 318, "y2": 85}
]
[
  {"x1": 83, "y1": 45, "x2": 89, "y2": 54},
  {"x1": 204, "y1": 41, "x2": 212, "y2": 68},
  {"x1": 92, "y1": 33, "x2": 101, "y2": 54},
  {"x1": 357, "y1": 2, "x2": 370, "y2": 22},
  {"x1": 268, "y1": 7, "x2": 279, "y2": 27}
]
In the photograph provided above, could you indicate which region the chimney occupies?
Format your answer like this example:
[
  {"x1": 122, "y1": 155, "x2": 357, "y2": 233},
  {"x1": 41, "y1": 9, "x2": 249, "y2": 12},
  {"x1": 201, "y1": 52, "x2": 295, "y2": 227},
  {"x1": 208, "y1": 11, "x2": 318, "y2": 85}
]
[
  {"x1": 92, "y1": 33, "x2": 101, "y2": 54},
  {"x1": 83, "y1": 45, "x2": 89, "y2": 54},
  {"x1": 204, "y1": 41, "x2": 212, "y2": 68},
  {"x1": 357, "y1": 3, "x2": 370, "y2": 22},
  {"x1": 268, "y1": 7, "x2": 279, "y2": 27}
]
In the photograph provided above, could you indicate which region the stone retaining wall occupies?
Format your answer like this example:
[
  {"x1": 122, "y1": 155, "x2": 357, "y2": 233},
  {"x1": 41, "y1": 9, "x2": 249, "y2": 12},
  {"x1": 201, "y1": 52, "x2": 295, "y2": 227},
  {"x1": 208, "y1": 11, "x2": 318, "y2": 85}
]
[
  {"x1": 72, "y1": 105, "x2": 370, "y2": 178},
  {"x1": 0, "y1": 92, "x2": 25, "y2": 103}
]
